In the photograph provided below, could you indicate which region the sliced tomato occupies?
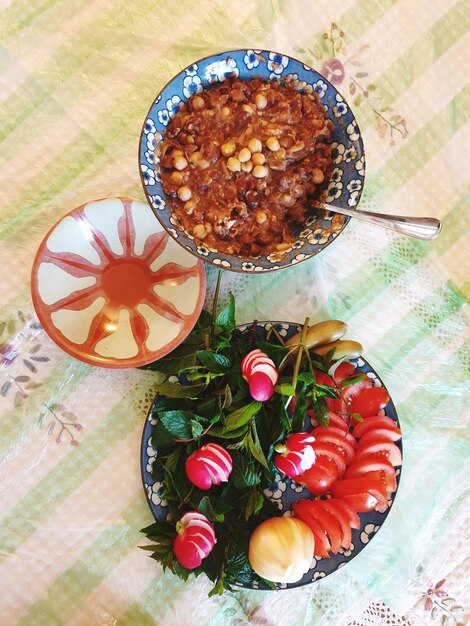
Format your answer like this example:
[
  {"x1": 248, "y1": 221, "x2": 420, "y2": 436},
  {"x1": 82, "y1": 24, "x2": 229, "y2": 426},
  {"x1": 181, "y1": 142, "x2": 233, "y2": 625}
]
[
  {"x1": 342, "y1": 375, "x2": 373, "y2": 404},
  {"x1": 352, "y1": 416, "x2": 401, "y2": 439},
  {"x1": 301, "y1": 500, "x2": 343, "y2": 554},
  {"x1": 326, "y1": 497, "x2": 361, "y2": 530},
  {"x1": 310, "y1": 441, "x2": 347, "y2": 477},
  {"x1": 315, "y1": 456, "x2": 339, "y2": 481},
  {"x1": 357, "y1": 428, "x2": 402, "y2": 445},
  {"x1": 312, "y1": 426, "x2": 357, "y2": 448},
  {"x1": 314, "y1": 370, "x2": 334, "y2": 387},
  {"x1": 292, "y1": 501, "x2": 331, "y2": 558},
  {"x1": 332, "y1": 362, "x2": 356, "y2": 383},
  {"x1": 325, "y1": 396, "x2": 346, "y2": 414},
  {"x1": 330, "y1": 477, "x2": 388, "y2": 512},
  {"x1": 334, "y1": 491, "x2": 379, "y2": 513},
  {"x1": 349, "y1": 387, "x2": 390, "y2": 418},
  {"x1": 300, "y1": 463, "x2": 336, "y2": 496},
  {"x1": 307, "y1": 410, "x2": 348, "y2": 432},
  {"x1": 356, "y1": 437, "x2": 402, "y2": 466},
  {"x1": 319, "y1": 499, "x2": 351, "y2": 549},
  {"x1": 312, "y1": 431, "x2": 356, "y2": 464},
  {"x1": 345, "y1": 455, "x2": 397, "y2": 493}
]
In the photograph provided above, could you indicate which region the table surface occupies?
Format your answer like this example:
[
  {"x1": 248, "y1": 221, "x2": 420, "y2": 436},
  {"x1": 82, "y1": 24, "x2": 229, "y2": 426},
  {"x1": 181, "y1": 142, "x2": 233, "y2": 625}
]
[{"x1": 1, "y1": 1, "x2": 469, "y2": 625}]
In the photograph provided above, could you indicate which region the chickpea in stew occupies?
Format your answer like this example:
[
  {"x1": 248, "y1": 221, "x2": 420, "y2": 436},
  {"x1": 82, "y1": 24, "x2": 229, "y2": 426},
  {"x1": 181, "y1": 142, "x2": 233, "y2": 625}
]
[{"x1": 159, "y1": 78, "x2": 333, "y2": 257}]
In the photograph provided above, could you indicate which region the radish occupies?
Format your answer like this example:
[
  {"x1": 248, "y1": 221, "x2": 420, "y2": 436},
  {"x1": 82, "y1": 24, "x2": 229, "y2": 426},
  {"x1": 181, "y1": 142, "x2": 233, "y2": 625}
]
[
  {"x1": 185, "y1": 443, "x2": 233, "y2": 490},
  {"x1": 173, "y1": 511, "x2": 216, "y2": 569},
  {"x1": 274, "y1": 432, "x2": 316, "y2": 477},
  {"x1": 241, "y1": 349, "x2": 278, "y2": 401}
]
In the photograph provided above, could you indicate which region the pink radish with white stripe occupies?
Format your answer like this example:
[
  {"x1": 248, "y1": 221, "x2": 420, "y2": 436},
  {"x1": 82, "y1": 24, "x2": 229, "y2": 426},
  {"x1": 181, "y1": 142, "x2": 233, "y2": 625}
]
[
  {"x1": 241, "y1": 349, "x2": 279, "y2": 401},
  {"x1": 185, "y1": 442, "x2": 233, "y2": 490},
  {"x1": 173, "y1": 511, "x2": 216, "y2": 569},
  {"x1": 274, "y1": 432, "x2": 316, "y2": 478}
]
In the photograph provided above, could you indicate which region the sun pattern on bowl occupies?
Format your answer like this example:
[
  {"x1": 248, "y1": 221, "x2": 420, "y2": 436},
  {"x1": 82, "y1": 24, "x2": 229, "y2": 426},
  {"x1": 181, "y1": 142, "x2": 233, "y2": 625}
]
[
  {"x1": 139, "y1": 49, "x2": 366, "y2": 273},
  {"x1": 31, "y1": 198, "x2": 205, "y2": 368}
]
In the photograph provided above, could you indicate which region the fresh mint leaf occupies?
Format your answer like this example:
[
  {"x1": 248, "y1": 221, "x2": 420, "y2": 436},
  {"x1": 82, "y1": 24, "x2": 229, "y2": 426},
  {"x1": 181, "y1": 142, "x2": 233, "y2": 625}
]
[
  {"x1": 159, "y1": 410, "x2": 196, "y2": 440},
  {"x1": 244, "y1": 488, "x2": 264, "y2": 520},
  {"x1": 230, "y1": 450, "x2": 261, "y2": 488},
  {"x1": 191, "y1": 419, "x2": 204, "y2": 440},
  {"x1": 341, "y1": 373, "x2": 366, "y2": 388},
  {"x1": 195, "y1": 397, "x2": 217, "y2": 419},
  {"x1": 162, "y1": 447, "x2": 181, "y2": 473},
  {"x1": 312, "y1": 398, "x2": 330, "y2": 426},
  {"x1": 247, "y1": 423, "x2": 269, "y2": 469},
  {"x1": 197, "y1": 495, "x2": 232, "y2": 522},
  {"x1": 221, "y1": 384, "x2": 232, "y2": 410},
  {"x1": 196, "y1": 350, "x2": 232, "y2": 373},
  {"x1": 297, "y1": 371, "x2": 316, "y2": 385},
  {"x1": 315, "y1": 384, "x2": 340, "y2": 400},
  {"x1": 171, "y1": 559, "x2": 193, "y2": 581},
  {"x1": 224, "y1": 401, "x2": 261, "y2": 432},
  {"x1": 275, "y1": 382, "x2": 296, "y2": 396},
  {"x1": 141, "y1": 519, "x2": 176, "y2": 539},
  {"x1": 151, "y1": 420, "x2": 178, "y2": 449},
  {"x1": 215, "y1": 292, "x2": 235, "y2": 334},
  {"x1": 209, "y1": 424, "x2": 249, "y2": 439},
  {"x1": 154, "y1": 381, "x2": 205, "y2": 398}
]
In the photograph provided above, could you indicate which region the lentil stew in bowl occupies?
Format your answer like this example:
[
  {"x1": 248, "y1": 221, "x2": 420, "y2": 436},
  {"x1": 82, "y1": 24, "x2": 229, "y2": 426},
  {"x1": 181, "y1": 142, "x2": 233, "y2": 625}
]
[
  {"x1": 159, "y1": 78, "x2": 334, "y2": 258},
  {"x1": 139, "y1": 50, "x2": 365, "y2": 272}
]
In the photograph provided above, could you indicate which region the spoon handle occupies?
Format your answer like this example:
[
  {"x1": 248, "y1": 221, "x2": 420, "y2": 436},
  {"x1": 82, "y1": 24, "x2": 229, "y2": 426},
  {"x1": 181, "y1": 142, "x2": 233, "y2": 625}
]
[{"x1": 318, "y1": 202, "x2": 441, "y2": 241}]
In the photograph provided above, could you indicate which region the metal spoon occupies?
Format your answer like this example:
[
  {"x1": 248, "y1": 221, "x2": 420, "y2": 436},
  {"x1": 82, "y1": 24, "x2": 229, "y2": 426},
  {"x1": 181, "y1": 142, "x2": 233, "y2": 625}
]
[{"x1": 315, "y1": 202, "x2": 441, "y2": 240}]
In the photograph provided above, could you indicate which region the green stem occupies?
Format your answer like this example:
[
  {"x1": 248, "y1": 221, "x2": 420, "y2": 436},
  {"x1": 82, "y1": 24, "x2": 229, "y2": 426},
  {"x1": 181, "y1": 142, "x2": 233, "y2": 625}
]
[
  {"x1": 291, "y1": 317, "x2": 310, "y2": 390},
  {"x1": 210, "y1": 270, "x2": 222, "y2": 337}
]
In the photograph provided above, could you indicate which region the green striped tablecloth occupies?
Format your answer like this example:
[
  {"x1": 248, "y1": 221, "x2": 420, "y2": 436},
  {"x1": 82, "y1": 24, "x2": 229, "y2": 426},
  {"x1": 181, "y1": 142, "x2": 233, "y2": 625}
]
[{"x1": 1, "y1": 1, "x2": 469, "y2": 624}]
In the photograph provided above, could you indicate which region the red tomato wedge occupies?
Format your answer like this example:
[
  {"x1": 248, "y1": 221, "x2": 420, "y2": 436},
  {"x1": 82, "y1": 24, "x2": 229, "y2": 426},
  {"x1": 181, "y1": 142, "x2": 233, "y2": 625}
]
[
  {"x1": 357, "y1": 428, "x2": 402, "y2": 445},
  {"x1": 326, "y1": 396, "x2": 346, "y2": 414},
  {"x1": 334, "y1": 491, "x2": 379, "y2": 513},
  {"x1": 345, "y1": 455, "x2": 397, "y2": 493},
  {"x1": 312, "y1": 431, "x2": 356, "y2": 464},
  {"x1": 352, "y1": 416, "x2": 401, "y2": 439},
  {"x1": 314, "y1": 456, "x2": 339, "y2": 481},
  {"x1": 356, "y1": 437, "x2": 402, "y2": 466},
  {"x1": 312, "y1": 426, "x2": 357, "y2": 448},
  {"x1": 314, "y1": 371, "x2": 335, "y2": 387},
  {"x1": 349, "y1": 387, "x2": 390, "y2": 418},
  {"x1": 316, "y1": 499, "x2": 352, "y2": 550},
  {"x1": 332, "y1": 362, "x2": 356, "y2": 383},
  {"x1": 310, "y1": 441, "x2": 347, "y2": 477},
  {"x1": 307, "y1": 410, "x2": 348, "y2": 432},
  {"x1": 292, "y1": 501, "x2": 331, "y2": 558},
  {"x1": 326, "y1": 497, "x2": 361, "y2": 530},
  {"x1": 299, "y1": 499, "x2": 343, "y2": 553},
  {"x1": 330, "y1": 477, "x2": 388, "y2": 512},
  {"x1": 342, "y1": 376, "x2": 373, "y2": 404},
  {"x1": 314, "y1": 371, "x2": 345, "y2": 413},
  {"x1": 300, "y1": 462, "x2": 336, "y2": 496}
]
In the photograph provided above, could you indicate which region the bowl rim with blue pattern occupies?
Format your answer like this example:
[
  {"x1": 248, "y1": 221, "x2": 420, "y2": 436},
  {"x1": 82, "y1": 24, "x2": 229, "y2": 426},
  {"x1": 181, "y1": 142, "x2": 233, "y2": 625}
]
[
  {"x1": 140, "y1": 321, "x2": 402, "y2": 590},
  {"x1": 139, "y1": 49, "x2": 366, "y2": 273}
]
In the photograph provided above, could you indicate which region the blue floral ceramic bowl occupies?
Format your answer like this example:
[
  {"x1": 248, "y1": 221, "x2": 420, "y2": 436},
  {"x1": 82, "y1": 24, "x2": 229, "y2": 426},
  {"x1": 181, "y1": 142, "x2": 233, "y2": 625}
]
[{"x1": 139, "y1": 50, "x2": 365, "y2": 273}]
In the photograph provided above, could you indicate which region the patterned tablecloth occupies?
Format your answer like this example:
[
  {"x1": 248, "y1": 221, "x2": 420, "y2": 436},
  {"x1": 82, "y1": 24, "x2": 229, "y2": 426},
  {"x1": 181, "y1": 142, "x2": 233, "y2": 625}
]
[{"x1": 1, "y1": 1, "x2": 469, "y2": 625}]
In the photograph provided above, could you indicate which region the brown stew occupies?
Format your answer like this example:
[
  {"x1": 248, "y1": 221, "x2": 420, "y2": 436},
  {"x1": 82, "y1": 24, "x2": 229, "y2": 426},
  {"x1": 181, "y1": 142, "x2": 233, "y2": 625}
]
[{"x1": 158, "y1": 77, "x2": 333, "y2": 257}]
